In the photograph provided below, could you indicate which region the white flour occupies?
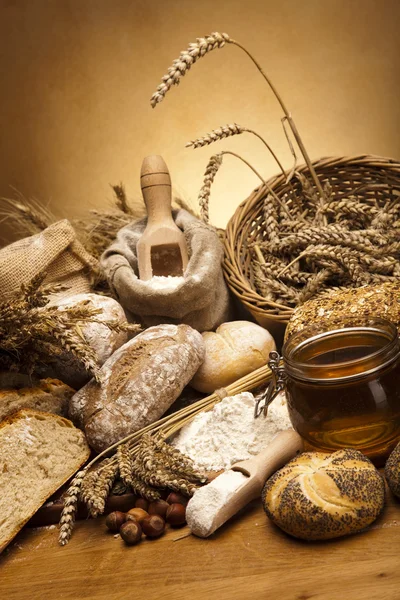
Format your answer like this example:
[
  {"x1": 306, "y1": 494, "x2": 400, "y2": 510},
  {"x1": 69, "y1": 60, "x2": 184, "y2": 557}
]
[
  {"x1": 172, "y1": 391, "x2": 292, "y2": 471},
  {"x1": 186, "y1": 470, "x2": 247, "y2": 537},
  {"x1": 141, "y1": 275, "x2": 184, "y2": 291}
]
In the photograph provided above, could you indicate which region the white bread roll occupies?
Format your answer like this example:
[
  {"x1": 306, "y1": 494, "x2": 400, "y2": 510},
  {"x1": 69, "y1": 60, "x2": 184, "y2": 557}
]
[
  {"x1": 262, "y1": 449, "x2": 385, "y2": 540},
  {"x1": 190, "y1": 321, "x2": 276, "y2": 393}
]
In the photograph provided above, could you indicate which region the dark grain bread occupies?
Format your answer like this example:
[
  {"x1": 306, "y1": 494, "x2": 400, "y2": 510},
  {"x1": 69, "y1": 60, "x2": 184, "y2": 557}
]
[
  {"x1": 0, "y1": 409, "x2": 90, "y2": 553},
  {"x1": 262, "y1": 449, "x2": 385, "y2": 540},
  {"x1": 385, "y1": 441, "x2": 400, "y2": 498},
  {"x1": 69, "y1": 324, "x2": 205, "y2": 452}
]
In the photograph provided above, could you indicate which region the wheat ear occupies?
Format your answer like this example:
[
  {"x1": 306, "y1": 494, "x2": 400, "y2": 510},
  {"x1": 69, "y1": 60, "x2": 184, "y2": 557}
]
[
  {"x1": 198, "y1": 154, "x2": 223, "y2": 222},
  {"x1": 186, "y1": 123, "x2": 286, "y2": 177},
  {"x1": 198, "y1": 150, "x2": 290, "y2": 223},
  {"x1": 58, "y1": 470, "x2": 86, "y2": 546},
  {"x1": 150, "y1": 32, "x2": 231, "y2": 107},
  {"x1": 150, "y1": 31, "x2": 326, "y2": 205}
]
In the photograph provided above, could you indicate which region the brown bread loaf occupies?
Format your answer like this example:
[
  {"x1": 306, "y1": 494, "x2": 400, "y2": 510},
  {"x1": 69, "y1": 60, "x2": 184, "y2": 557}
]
[
  {"x1": 385, "y1": 441, "x2": 400, "y2": 498},
  {"x1": 0, "y1": 378, "x2": 74, "y2": 421},
  {"x1": 262, "y1": 449, "x2": 385, "y2": 540},
  {"x1": 69, "y1": 324, "x2": 205, "y2": 452}
]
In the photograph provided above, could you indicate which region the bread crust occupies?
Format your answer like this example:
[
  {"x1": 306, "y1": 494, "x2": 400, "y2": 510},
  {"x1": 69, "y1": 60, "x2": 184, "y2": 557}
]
[
  {"x1": 0, "y1": 378, "x2": 74, "y2": 421},
  {"x1": 190, "y1": 320, "x2": 276, "y2": 393},
  {"x1": 70, "y1": 324, "x2": 205, "y2": 452},
  {"x1": 262, "y1": 448, "x2": 385, "y2": 540},
  {"x1": 0, "y1": 409, "x2": 90, "y2": 553},
  {"x1": 385, "y1": 441, "x2": 400, "y2": 498}
]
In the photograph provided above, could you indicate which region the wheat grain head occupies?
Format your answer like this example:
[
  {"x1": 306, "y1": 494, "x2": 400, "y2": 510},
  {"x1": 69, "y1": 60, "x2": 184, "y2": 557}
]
[{"x1": 150, "y1": 32, "x2": 232, "y2": 107}]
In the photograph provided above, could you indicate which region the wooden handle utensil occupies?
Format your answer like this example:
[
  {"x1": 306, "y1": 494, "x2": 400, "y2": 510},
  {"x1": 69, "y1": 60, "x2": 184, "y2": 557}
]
[
  {"x1": 137, "y1": 155, "x2": 189, "y2": 280},
  {"x1": 187, "y1": 429, "x2": 303, "y2": 537}
]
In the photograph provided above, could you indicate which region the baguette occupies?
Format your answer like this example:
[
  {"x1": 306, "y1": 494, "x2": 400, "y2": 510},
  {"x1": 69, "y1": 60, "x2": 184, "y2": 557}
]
[{"x1": 0, "y1": 409, "x2": 90, "y2": 553}]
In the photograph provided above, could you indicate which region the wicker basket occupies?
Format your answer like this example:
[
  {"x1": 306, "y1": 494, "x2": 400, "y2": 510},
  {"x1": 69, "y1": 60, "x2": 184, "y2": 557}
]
[{"x1": 223, "y1": 154, "x2": 400, "y2": 342}]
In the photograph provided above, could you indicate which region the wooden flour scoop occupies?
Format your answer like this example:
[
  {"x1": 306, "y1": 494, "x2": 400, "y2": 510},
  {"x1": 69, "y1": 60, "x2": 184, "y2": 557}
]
[
  {"x1": 187, "y1": 430, "x2": 303, "y2": 538},
  {"x1": 137, "y1": 155, "x2": 189, "y2": 280}
]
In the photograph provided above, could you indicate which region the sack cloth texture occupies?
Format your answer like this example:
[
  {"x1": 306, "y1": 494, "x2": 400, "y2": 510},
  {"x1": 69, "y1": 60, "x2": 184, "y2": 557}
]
[
  {"x1": 101, "y1": 209, "x2": 233, "y2": 332},
  {"x1": 0, "y1": 220, "x2": 98, "y2": 300}
]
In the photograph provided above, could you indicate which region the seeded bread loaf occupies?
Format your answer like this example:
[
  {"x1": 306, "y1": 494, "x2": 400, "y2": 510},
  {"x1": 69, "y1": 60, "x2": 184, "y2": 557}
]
[
  {"x1": 0, "y1": 409, "x2": 90, "y2": 553},
  {"x1": 285, "y1": 281, "x2": 400, "y2": 340},
  {"x1": 385, "y1": 441, "x2": 400, "y2": 498},
  {"x1": 69, "y1": 324, "x2": 205, "y2": 452},
  {"x1": 0, "y1": 378, "x2": 74, "y2": 421},
  {"x1": 262, "y1": 449, "x2": 385, "y2": 540}
]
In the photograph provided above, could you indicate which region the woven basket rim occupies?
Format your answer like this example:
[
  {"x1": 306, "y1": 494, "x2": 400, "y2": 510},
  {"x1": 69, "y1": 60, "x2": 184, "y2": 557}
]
[{"x1": 223, "y1": 154, "x2": 400, "y2": 321}]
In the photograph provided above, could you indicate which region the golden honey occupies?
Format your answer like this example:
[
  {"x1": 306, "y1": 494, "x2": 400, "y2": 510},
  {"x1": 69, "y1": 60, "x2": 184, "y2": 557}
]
[{"x1": 283, "y1": 318, "x2": 400, "y2": 465}]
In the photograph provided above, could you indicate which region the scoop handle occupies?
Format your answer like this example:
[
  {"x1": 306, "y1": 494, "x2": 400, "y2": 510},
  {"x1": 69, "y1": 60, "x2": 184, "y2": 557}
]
[
  {"x1": 232, "y1": 430, "x2": 304, "y2": 491},
  {"x1": 199, "y1": 430, "x2": 304, "y2": 537},
  {"x1": 140, "y1": 155, "x2": 174, "y2": 226}
]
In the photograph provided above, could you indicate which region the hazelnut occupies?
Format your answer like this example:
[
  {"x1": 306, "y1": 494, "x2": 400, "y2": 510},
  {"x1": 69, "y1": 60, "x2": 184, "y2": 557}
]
[
  {"x1": 166, "y1": 503, "x2": 186, "y2": 526},
  {"x1": 105, "y1": 511, "x2": 127, "y2": 532},
  {"x1": 120, "y1": 521, "x2": 142, "y2": 545},
  {"x1": 141, "y1": 515, "x2": 166, "y2": 538},
  {"x1": 127, "y1": 507, "x2": 149, "y2": 523},
  {"x1": 148, "y1": 499, "x2": 169, "y2": 518},
  {"x1": 166, "y1": 492, "x2": 189, "y2": 506},
  {"x1": 135, "y1": 498, "x2": 149, "y2": 511}
]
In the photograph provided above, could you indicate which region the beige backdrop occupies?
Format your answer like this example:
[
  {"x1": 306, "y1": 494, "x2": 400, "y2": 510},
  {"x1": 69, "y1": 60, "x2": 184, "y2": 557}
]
[{"x1": 0, "y1": 0, "x2": 399, "y2": 240}]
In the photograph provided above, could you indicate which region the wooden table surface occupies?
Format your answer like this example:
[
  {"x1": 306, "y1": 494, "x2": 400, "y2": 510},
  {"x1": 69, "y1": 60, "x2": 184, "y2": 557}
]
[{"x1": 1, "y1": 489, "x2": 399, "y2": 600}]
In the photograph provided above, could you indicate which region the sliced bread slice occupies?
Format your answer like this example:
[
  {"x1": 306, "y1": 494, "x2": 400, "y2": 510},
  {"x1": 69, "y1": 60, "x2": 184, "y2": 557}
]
[
  {"x1": 0, "y1": 379, "x2": 75, "y2": 421},
  {"x1": 0, "y1": 409, "x2": 90, "y2": 553}
]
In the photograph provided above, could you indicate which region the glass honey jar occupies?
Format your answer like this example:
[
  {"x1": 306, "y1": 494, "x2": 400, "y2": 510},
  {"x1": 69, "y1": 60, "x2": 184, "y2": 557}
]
[{"x1": 260, "y1": 317, "x2": 400, "y2": 465}]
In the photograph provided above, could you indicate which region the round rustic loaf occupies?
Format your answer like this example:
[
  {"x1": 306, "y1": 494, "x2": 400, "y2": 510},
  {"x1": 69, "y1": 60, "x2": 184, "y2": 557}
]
[
  {"x1": 285, "y1": 281, "x2": 400, "y2": 341},
  {"x1": 69, "y1": 324, "x2": 205, "y2": 452},
  {"x1": 262, "y1": 449, "x2": 385, "y2": 540},
  {"x1": 38, "y1": 293, "x2": 130, "y2": 389},
  {"x1": 385, "y1": 441, "x2": 400, "y2": 498},
  {"x1": 190, "y1": 321, "x2": 276, "y2": 393}
]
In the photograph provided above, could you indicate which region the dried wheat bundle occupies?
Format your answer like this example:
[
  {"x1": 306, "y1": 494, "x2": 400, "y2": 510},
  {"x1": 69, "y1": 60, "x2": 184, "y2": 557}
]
[
  {"x1": 1, "y1": 186, "x2": 199, "y2": 259},
  {"x1": 249, "y1": 177, "x2": 400, "y2": 306},
  {"x1": 151, "y1": 31, "x2": 400, "y2": 308},
  {"x1": 58, "y1": 363, "x2": 273, "y2": 544},
  {"x1": 0, "y1": 191, "x2": 54, "y2": 240},
  {"x1": 0, "y1": 274, "x2": 139, "y2": 378}
]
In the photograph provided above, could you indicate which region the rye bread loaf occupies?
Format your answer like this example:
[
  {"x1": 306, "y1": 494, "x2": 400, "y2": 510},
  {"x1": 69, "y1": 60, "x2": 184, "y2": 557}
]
[
  {"x1": 69, "y1": 324, "x2": 205, "y2": 452},
  {"x1": 0, "y1": 409, "x2": 90, "y2": 553},
  {"x1": 0, "y1": 378, "x2": 74, "y2": 421}
]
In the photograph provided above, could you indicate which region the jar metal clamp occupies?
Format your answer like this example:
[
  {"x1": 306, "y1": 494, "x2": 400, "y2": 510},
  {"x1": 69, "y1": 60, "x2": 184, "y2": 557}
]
[{"x1": 254, "y1": 351, "x2": 286, "y2": 418}]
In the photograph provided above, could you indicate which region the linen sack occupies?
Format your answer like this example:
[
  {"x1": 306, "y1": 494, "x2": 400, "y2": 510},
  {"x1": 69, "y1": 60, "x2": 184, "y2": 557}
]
[
  {"x1": 0, "y1": 220, "x2": 98, "y2": 300},
  {"x1": 101, "y1": 209, "x2": 233, "y2": 332}
]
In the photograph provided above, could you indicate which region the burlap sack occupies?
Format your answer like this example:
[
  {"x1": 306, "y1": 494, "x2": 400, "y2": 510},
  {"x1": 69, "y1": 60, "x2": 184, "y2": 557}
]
[
  {"x1": 101, "y1": 209, "x2": 233, "y2": 332},
  {"x1": 0, "y1": 220, "x2": 98, "y2": 300}
]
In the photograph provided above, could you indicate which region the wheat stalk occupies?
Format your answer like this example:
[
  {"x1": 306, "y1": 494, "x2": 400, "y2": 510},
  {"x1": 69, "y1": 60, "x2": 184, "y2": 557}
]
[
  {"x1": 58, "y1": 470, "x2": 86, "y2": 546},
  {"x1": 150, "y1": 30, "x2": 326, "y2": 204},
  {"x1": 186, "y1": 123, "x2": 286, "y2": 178},
  {"x1": 150, "y1": 32, "x2": 231, "y2": 108},
  {"x1": 198, "y1": 153, "x2": 224, "y2": 222},
  {"x1": 59, "y1": 363, "x2": 274, "y2": 545}
]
